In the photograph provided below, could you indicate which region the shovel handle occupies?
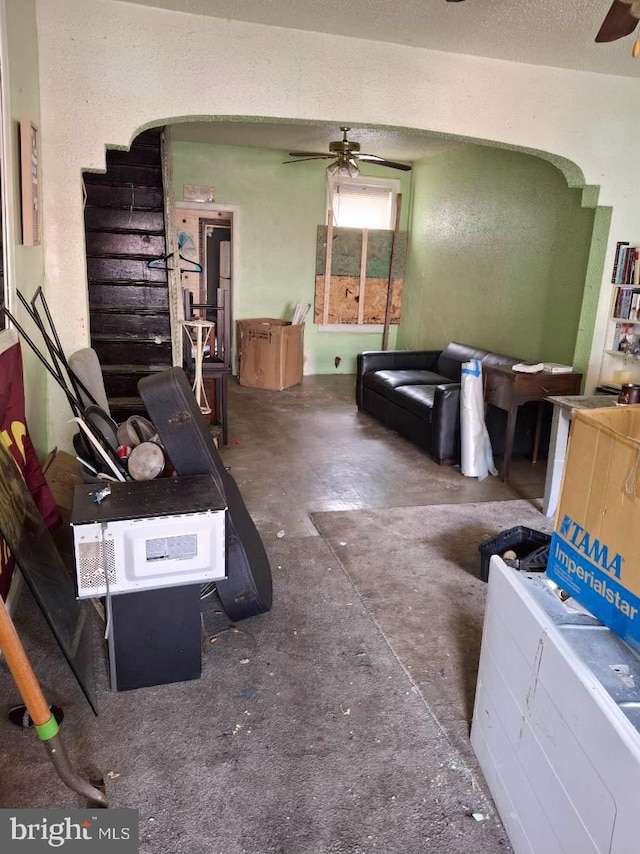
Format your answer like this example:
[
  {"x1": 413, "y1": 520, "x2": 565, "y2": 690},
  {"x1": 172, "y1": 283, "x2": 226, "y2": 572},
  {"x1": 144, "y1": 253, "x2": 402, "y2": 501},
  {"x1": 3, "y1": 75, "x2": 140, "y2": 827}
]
[
  {"x1": 0, "y1": 594, "x2": 52, "y2": 727},
  {"x1": 0, "y1": 595, "x2": 107, "y2": 806}
]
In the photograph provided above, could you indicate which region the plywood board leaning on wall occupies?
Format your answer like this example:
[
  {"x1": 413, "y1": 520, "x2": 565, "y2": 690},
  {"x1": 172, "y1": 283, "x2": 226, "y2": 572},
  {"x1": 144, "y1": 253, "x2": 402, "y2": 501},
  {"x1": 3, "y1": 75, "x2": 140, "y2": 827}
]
[{"x1": 314, "y1": 226, "x2": 407, "y2": 325}]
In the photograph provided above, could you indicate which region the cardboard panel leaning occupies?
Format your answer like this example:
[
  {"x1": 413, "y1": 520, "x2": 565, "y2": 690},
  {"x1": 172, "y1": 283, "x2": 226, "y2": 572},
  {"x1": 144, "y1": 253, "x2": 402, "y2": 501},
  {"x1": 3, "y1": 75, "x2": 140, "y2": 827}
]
[{"x1": 547, "y1": 406, "x2": 640, "y2": 653}]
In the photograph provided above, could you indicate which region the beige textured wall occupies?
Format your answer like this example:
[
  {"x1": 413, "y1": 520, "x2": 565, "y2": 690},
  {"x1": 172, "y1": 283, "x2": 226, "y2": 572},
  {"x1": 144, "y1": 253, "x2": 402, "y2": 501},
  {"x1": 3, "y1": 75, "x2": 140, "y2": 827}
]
[{"x1": 3, "y1": 0, "x2": 46, "y2": 455}]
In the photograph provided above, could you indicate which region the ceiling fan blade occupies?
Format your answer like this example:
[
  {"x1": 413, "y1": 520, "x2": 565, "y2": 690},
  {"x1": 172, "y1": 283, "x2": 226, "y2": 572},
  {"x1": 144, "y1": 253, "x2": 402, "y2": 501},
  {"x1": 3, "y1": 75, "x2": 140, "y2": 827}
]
[
  {"x1": 287, "y1": 150, "x2": 332, "y2": 158},
  {"x1": 283, "y1": 155, "x2": 334, "y2": 164},
  {"x1": 358, "y1": 154, "x2": 412, "y2": 172},
  {"x1": 595, "y1": 0, "x2": 640, "y2": 42}
]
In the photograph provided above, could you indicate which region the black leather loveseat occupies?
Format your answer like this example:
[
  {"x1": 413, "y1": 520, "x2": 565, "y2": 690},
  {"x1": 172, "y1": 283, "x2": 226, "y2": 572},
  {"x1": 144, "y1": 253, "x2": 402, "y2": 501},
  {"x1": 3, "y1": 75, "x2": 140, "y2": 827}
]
[{"x1": 356, "y1": 341, "x2": 541, "y2": 465}]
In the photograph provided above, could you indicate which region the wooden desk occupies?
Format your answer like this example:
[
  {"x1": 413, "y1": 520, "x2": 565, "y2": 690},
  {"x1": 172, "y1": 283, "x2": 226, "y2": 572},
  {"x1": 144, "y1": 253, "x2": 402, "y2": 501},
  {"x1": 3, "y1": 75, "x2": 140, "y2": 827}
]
[{"x1": 483, "y1": 365, "x2": 582, "y2": 483}]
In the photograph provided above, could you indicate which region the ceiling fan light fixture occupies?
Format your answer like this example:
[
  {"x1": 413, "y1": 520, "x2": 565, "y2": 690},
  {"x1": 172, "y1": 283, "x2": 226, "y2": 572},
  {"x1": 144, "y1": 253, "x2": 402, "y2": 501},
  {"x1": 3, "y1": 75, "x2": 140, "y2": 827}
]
[
  {"x1": 286, "y1": 128, "x2": 410, "y2": 173},
  {"x1": 327, "y1": 158, "x2": 360, "y2": 178}
]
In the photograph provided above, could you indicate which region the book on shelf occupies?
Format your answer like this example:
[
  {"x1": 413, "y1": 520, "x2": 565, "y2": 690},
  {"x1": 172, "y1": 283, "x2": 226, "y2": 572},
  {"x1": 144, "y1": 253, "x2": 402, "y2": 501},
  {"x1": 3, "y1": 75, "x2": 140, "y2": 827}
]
[
  {"x1": 614, "y1": 244, "x2": 640, "y2": 285},
  {"x1": 542, "y1": 363, "x2": 573, "y2": 374},
  {"x1": 612, "y1": 322, "x2": 639, "y2": 353},
  {"x1": 627, "y1": 248, "x2": 637, "y2": 284},
  {"x1": 612, "y1": 286, "x2": 640, "y2": 320},
  {"x1": 612, "y1": 241, "x2": 629, "y2": 283},
  {"x1": 617, "y1": 245, "x2": 629, "y2": 283},
  {"x1": 625, "y1": 249, "x2": 631, "y2": 283}
]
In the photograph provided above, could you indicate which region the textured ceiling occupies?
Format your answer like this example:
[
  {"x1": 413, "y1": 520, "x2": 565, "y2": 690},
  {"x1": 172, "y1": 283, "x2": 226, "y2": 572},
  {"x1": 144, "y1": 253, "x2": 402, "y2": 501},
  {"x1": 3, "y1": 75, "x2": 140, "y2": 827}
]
[
  {"x1": 169, "y1": 120, "x2": 457, "y2": 163},
  {"x1": 119, "y1": 0, "x2": 640, "y2": 78}
]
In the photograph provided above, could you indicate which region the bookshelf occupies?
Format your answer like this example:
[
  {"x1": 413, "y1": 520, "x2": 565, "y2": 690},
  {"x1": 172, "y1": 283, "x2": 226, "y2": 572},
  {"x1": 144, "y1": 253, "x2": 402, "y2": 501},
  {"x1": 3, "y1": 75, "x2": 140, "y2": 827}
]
[{"x1": 600, "y1": 240, "x2": 640, "y2": 389}]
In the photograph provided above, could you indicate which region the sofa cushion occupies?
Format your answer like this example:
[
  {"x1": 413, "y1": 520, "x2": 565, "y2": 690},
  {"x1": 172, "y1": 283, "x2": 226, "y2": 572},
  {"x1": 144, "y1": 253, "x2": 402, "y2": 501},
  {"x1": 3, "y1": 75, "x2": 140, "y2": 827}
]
[
  {"x1": 391, "y1": 384, "x2": 438, "y2": 419},
  {"x1": 480, "y1": 350, "x2": 520, "y2": 369},
  {"x1": 435, "y1": 341, "x2": 522, "y2": 382},
  {"x1": 436, "y1": 342, "x2": 491, "y2": 381},
  {"x1": 364, "y1": 369, "x2": 453, "y2": 401}
]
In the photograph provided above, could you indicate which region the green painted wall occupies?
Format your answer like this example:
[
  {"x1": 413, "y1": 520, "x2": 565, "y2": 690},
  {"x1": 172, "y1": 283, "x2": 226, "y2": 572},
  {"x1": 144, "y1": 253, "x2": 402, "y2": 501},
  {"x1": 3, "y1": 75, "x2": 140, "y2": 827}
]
[
  {"x1": 171, "y1": 140, "x2": 412, "y2": 374},
  {"x1": 398, "y1": 146, "x2": 596, "y2": 365},
  {"x1": 572, "y1": 204, "x2": 611, "y2": 377}
]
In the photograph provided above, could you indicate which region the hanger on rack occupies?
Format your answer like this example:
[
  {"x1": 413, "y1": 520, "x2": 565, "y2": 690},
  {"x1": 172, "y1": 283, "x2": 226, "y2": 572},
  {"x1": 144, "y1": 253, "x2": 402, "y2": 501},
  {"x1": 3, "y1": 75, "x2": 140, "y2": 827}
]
[
  {"x1": 147, "y1": 252, "x2": 202, "y2": 273},
  {"x1": 178, "y1": 254, "x2": 203, "y2": 273},
  {"x1": 147, "y1": 252, "x2": 173, "y2": 270}
]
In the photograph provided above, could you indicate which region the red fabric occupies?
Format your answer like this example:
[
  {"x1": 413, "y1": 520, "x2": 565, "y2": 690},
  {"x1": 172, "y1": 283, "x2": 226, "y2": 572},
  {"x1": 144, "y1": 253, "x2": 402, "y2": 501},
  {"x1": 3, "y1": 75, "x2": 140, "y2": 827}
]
[{"x1": 0, "y1": 337, "x2": 61, "y2": 600}]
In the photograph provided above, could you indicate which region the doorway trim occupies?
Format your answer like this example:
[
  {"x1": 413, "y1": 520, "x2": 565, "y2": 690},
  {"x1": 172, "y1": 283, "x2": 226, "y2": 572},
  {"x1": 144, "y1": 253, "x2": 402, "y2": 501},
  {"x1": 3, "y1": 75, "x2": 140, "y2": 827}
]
[
  {"x1": 197, "y1": 216, "x2": 230, "y2": 304},
  {"x1": 171, "y1": 201, "x2": 241, "y2": 369}
]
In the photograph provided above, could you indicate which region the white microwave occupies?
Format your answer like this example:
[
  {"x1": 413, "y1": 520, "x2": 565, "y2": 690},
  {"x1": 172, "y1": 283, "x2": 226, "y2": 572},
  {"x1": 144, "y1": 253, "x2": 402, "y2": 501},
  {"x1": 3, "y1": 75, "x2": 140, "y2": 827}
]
[{"x1": 71, "y1": 475, "x2": 226, "y2": 598}]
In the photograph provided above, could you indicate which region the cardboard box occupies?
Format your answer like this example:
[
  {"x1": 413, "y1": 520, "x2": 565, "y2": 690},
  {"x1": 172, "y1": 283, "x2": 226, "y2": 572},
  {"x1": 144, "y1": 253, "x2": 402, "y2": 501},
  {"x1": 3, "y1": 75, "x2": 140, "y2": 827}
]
[
  {"x1": 546, "y1": 406, "x2": 640, "y2": 653},
  {"x1": 237, "y1": 318, "x2": 303, "y2": 391},
  {"x1": 43, "y1": 448, "x2": 83, "y2": 527}
]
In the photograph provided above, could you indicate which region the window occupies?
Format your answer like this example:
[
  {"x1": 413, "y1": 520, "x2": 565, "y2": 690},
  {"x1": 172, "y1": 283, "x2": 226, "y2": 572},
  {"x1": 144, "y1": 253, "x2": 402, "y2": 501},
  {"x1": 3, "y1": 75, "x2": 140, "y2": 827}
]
[
  {"x1": 316, "y1": 175, "x2": 406, "y2": 331},
  {"x1": 327, "y1": 176, "x2": 399, "y2": 229}
]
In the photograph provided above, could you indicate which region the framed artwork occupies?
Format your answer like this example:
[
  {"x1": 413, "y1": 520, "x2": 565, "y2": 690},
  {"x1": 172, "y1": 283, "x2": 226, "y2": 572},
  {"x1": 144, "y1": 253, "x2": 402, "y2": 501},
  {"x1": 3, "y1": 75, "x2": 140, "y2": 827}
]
[{"x1": 20, "y1": 118, "x2": 40, "y2": 246}]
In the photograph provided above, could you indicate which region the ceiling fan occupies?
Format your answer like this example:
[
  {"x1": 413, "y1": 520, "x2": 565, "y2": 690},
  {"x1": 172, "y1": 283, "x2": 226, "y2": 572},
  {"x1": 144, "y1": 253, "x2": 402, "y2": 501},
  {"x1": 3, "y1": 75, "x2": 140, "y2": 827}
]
[
  {"x1": 283, "y1": 127, "x2": 412, "y2": 178},
  {"x1": 595, "y1": 1, "x2": 640, "y2": 54}
]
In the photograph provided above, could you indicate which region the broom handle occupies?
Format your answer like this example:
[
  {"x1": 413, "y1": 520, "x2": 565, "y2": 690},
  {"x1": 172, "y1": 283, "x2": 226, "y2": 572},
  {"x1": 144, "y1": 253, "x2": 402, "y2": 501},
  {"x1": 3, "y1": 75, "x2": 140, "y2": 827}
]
[{"x1": 0, "y1": 594, "x2": 51, "y2": 727}]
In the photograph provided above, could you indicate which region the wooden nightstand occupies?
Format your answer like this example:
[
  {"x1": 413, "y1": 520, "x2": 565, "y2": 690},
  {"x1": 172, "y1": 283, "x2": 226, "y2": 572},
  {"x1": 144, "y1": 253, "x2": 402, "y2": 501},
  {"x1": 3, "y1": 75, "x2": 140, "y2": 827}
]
[{"x1": 483, "y1": 365, "x2": 582, "y2": 483}]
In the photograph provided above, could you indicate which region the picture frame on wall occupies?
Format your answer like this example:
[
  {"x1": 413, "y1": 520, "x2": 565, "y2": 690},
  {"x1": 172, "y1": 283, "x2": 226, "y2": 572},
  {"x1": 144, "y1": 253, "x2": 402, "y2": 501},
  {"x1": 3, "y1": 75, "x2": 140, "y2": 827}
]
[{"x1": 19, "y1": 117, "x2": 40, "y2": 246}]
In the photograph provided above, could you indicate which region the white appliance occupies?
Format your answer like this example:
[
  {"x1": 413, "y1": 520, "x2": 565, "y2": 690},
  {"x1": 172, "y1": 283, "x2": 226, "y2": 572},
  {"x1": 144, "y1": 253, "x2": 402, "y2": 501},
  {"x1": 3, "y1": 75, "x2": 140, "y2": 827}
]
[
  {"x1": 471, "y1": 558, "x2": 640, "y2": 854},
  {"x1": 71, "y1": 475, "x2": 226, "y2": 598},
  {"x1": 219, "y1": 240, "x2": 231, "y2": 279}
]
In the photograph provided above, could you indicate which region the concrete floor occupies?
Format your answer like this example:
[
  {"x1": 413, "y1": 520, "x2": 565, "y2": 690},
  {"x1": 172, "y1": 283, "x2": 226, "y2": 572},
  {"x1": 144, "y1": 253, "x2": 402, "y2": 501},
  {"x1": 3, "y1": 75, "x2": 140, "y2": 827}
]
[
  {"x1": 214, "y1": 373, "x2": 549, "y2": 851},
  {"x1": 219, "y1": 374, "x2": 547, "y2": 539},
  {"x1": 1, "y1": 373, "x2": 548, "y2": 852}
]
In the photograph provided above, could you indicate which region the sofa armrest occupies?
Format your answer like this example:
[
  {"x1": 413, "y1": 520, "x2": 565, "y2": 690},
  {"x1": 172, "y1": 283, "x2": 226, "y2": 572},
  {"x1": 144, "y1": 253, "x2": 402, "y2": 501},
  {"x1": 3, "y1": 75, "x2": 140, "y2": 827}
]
[
  {"x1": 356, "y1": 350, "x2": 441, "y2": 409},
  {"x1": 430, "y1": 383, "x2": 462, "y2": 464}
]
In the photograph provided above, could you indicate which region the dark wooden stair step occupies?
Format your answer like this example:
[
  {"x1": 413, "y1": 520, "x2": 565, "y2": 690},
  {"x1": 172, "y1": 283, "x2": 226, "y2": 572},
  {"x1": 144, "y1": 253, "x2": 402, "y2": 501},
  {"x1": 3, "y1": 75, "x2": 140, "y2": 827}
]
[
  {"x1": 88, "y1": 281, "x2": 168, "y2": 290},
  {"x1": 85, "y1": 232, "x2": 167, "y2": 257},
  {"x1": 106, "y1": 146, "x2": 162, "y2": 168},
  {"x1": 91, "y1": 332, "x2": 172, "y2": 343},
  {"x1": 84, "y1": 207, "x2": 165, "y2": 232},
  {"x1": 87, "y1": 257, "x2": 169, "y2": 283},
  {"x1": 83, "y1": 164, "x2": 163, "y2": 188},
  {"x1": 107, "y1": 397, "x2": 150, "y2": 422},
  {"x1": 88, "y1": 285, "x2": 170, "y2": 311},
  {"x1": 83, "y1": 183, "x2": 164, "y2": 210},
  {"x1": 101, "y1": 364, "x2": 169, "y2": 375},
  {"x1": 93, "y1": 305, "x2": 169, "y2": 317}
]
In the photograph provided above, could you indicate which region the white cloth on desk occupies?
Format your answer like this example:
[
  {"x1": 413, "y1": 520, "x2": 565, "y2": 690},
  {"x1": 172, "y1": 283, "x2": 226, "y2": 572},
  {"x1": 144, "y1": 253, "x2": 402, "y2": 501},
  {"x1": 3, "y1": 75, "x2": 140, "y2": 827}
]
[{"x1": 512, "y1": 362, "x2": 544, "y2": 373}]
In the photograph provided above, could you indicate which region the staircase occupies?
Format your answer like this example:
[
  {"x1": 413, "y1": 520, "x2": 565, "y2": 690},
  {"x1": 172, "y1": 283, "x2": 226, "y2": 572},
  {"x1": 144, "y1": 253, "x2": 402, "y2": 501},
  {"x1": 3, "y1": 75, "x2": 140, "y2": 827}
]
[{"x1": 83, "y1": 127, "x2": 171, "y2": 423}]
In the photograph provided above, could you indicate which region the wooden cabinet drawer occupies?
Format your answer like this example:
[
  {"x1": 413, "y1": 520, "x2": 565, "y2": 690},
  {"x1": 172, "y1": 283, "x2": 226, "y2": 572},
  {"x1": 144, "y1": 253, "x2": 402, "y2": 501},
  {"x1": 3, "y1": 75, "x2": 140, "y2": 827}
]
[
  {"x1": 484, "y1": 373, "x2": 512, "y2": 409},
  {"x1": 484, "y1": 367, "x2": 583, "y2": 408},
  {"x1": 536, "y1": 373, "x2": 583, "y2": 396}
]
